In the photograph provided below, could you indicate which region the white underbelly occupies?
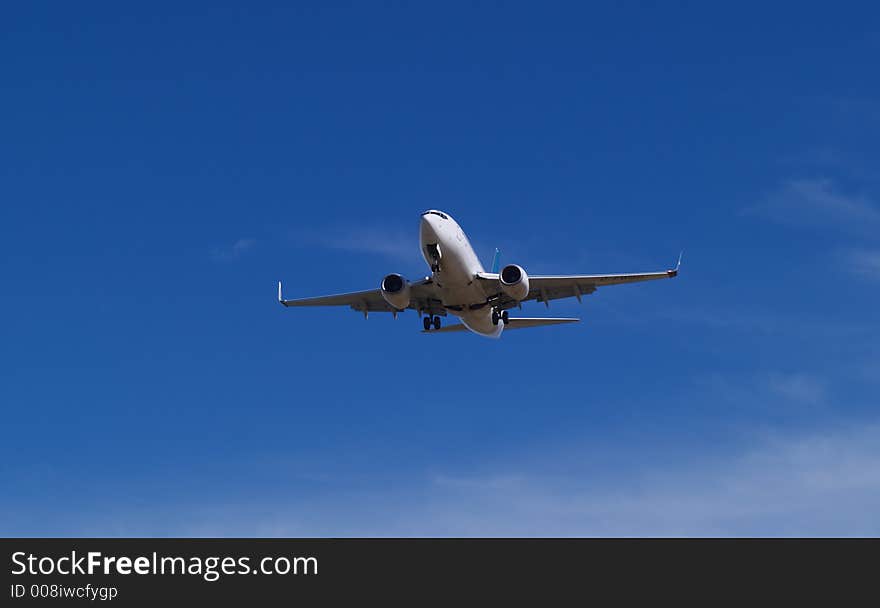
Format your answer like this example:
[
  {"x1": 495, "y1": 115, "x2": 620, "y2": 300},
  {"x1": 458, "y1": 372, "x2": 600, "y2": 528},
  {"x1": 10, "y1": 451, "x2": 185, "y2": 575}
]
[{"x1": 459, "y1": 309, "x2": 503, "y2": 338}]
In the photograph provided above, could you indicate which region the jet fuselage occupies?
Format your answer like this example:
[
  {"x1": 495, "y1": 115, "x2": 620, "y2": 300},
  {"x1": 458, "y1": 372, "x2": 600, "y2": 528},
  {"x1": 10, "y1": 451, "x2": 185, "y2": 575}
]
[{"x1": 419, "y1": 210, "x2": 502, "y2": 337}]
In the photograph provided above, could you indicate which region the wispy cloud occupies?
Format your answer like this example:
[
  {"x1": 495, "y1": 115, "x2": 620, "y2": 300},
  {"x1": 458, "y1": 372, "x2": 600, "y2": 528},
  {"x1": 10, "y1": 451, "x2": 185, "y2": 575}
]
[
  {"x1": 370, "y1": 422, "x2": 880, "y2": 536},
  {"x1": 842, "y1": 248, "x2": 880, "y2": 280},
  {"x1": 765, "y1": 372, "x2": 826, "y2": 405},
  {"x1": 748, "y1": 178, "x2": 880, "y2": 232},
  {"x1": 292, "y1": 224, "x2": 416, "y2": 262},
  {"x1": 50, "y1": 416, "x2": 880, "y2": 537},
  {"x1": 211, "y1": 238, "x2": 256, "y2": 261},
  {"x1": 597, "y1": 304, "x2": 875, "y2": 341},
  {"x1": 691, "y1": 370, "x2": 829, "y2": 414}
]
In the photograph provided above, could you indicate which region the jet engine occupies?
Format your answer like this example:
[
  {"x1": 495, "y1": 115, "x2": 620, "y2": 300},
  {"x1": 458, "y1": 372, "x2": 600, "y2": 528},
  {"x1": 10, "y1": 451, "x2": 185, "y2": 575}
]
[
  {"x1": 380, "y1": 273, "x2": 411, "y2": 310},
  {"x1": 499, "y1": 264, "x2": 529, "y2": 301}
]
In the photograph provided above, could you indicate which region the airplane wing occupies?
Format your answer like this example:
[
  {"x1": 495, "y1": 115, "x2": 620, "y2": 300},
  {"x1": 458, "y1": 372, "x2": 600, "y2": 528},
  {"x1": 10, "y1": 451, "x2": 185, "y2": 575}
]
[
  {"x1": 278, "y1": 278, "x2": 446, "y2": 316},
  {"x1": 423, "y1": 317, "x2": 580, "y2": 333},
  {"x1": 476, "y1": 254, "x2": 681, "y2": 309}
]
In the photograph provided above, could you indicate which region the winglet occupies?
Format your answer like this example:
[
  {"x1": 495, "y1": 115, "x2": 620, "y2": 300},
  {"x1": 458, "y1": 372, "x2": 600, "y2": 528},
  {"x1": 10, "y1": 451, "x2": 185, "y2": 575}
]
[
  {"x1": 668, "y1": 251, "x2": 683, "y2": 277},
  {"x1": 491, "y1": 248, "x2": 501, "y2": 273},
  {"x1": 278, "y1": 281, "x2": 286, "y2": 306}
]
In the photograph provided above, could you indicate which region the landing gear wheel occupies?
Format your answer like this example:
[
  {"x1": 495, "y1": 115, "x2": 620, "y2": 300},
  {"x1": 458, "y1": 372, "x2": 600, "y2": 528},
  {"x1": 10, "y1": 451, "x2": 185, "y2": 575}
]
[
  {"x1": 423, "y1": 316, "x2": 432, "y2": 331},
  {"x1": 432, "y1": 316, "x2": 441, "y2": 330},
  {"x1": 491, "y1": 310, "x2": 500, "y2": 326},
  {"x1": 501, "y1": 310, "x2": 509, "y2": 325}
]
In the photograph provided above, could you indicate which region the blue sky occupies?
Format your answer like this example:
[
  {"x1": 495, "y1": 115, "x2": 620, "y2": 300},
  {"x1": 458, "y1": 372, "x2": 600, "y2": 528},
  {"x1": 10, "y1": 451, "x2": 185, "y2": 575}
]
[{"x1": 2, "y1": 2, "x2": 879, "y2": 536}]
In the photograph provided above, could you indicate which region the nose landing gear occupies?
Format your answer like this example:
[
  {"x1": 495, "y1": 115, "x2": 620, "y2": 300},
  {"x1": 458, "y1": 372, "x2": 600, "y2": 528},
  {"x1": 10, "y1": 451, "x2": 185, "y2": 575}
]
[{"x1": 424, "y1": 243, "x2": 442, "y2": 273}]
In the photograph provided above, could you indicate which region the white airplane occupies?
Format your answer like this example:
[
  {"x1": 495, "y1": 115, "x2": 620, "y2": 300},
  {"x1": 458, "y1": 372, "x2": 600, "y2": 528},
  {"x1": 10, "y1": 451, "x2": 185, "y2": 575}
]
[{"x1": 279, "y1": 210, "x2": 681, "y2": 338}]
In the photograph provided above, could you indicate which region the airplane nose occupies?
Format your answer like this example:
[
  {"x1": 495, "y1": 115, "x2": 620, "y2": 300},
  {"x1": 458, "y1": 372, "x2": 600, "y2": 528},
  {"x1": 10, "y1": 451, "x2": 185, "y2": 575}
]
[{"x1": 420, "y1": 214, "x2": 438, "y2": 239}]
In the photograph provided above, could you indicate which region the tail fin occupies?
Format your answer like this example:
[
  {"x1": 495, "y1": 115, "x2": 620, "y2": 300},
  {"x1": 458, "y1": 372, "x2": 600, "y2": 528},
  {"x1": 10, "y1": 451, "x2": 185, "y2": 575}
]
[{"x1": 490, "y1": 248, "x2": 501, "y2": 273}]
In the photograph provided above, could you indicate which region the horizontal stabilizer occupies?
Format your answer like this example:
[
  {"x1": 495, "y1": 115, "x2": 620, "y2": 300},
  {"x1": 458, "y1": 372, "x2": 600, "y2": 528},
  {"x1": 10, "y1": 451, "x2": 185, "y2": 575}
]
[
  {"x1": 423, "y1": 317, "x2": 580, "y2": 334},
  {"x1": 503, "y1": 317, "x2": 580, "y2": 330}
]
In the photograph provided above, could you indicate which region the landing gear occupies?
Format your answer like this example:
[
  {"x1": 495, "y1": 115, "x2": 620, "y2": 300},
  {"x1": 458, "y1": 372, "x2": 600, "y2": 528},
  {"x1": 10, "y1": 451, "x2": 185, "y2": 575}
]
[
  {"x1": 425, "y1": 243, "x2": 442, "y2": 273},
  {"x1": 491, "y1": 309, "x2": 510, "y2": 326},
  {"x1": 423, "y1": 315, "x2": 442, "y2": 330}
]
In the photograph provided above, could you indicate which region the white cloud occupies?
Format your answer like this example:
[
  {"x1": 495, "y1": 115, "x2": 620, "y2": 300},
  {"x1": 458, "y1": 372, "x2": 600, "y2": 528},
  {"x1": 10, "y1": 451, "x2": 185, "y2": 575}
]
[
  {"x1": 294, "y1": 225, "x2": 415, "y2": 261},
  {"x1": 607, "y1": 305, "x2": 874, "y2": 343},
  {"x1": 689, "y1": 371, "x2": 828, "y2": 415},
  {"x1": 843, "y1": 249, "x2": 880, "y2": 280},
  {"x1": 59, "y1": 418, "x2": 880, "y2": 537},
  {"x1": 211, "y1": 238, "x2": 256, "y2": 261},
  {"x1": 749, "y1": 178, "x2": 880, "y2": 232},
  {"x1": 380, "y1": 422, "x2": 880, "y2": 536},
  {"x1": 232, "y1": 238, "x2": 255, "y2": 254},
  {"x1": 765, "y1": 372, "x2": 826, "y2": 405}
]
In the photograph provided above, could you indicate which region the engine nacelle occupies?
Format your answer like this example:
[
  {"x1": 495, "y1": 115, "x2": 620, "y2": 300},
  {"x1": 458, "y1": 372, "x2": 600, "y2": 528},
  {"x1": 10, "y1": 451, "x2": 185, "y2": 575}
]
[
  {"x1": 380, "y1": 273, "x2": 411, "y2": 310},
  {"x1": 499, "y1": 264, "x2": 529, "y2": 301}
]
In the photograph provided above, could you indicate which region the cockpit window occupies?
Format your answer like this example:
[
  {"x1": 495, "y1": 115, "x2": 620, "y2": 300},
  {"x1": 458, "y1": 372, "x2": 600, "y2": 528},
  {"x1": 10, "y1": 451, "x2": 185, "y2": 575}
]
[{"x1": 422, "y1": 210, "x2": 448, "y2": 220}]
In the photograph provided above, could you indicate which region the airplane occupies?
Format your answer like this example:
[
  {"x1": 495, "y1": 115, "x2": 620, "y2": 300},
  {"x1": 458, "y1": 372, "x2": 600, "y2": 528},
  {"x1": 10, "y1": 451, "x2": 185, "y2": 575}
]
[{"x1": 278, "y1": 210, "x2": 681, "y2": 338}]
